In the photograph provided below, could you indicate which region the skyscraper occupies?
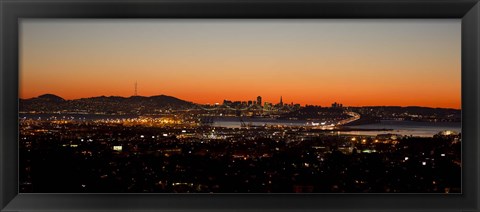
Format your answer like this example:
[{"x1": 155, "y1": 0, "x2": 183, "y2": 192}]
[{"x1": 257, "y1": 96, "x2": 262, "y2": 106}]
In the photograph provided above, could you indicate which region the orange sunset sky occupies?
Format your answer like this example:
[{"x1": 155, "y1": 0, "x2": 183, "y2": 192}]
[{"x1": 20, "y1": 19, "x2": 461, "y2": 109}]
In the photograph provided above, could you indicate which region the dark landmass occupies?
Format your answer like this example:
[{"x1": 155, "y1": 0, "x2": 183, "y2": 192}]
[
  {"x1": 20, "y1": 94, "x2": 196, "y2": 115},
  {"x1": 20, "y1": 94, "x2": 461, "y2": 123},
  {"x1": 37, "y1": 94, "x2": 66, "y2": 102},
  {"x1": 279, "y1": 105, "x2": 350, "y2": 121},
  {"x1": 347, "y1": 106, "x2": 460, "y2": 125}
]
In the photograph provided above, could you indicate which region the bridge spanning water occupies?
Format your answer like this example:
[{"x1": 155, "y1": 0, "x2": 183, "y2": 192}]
[{"x1": 337, "y1": 111, "x2": 361, "y2": 126}]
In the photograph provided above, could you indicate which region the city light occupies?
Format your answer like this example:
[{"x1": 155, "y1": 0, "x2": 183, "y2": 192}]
[{"x1": 18, "y1": 95, "x2": 462, "y2": 193}]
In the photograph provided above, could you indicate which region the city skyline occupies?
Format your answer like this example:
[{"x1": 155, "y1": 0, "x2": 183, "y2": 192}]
[
  {"x1": 21, "y1": 92, "x2": 461, "y2": 110},
  {"x1": 20, "y1": 19, "x2": 461, "y2": 109}
]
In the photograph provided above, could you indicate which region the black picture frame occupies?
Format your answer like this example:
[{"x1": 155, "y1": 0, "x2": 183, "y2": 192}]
[{"x1": 1, "y1": 0, "x2": 479, "y2": 211}]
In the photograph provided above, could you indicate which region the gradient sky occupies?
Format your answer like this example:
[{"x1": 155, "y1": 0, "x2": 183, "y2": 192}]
[{"x1": 20, "y1": 19, "x2": 461, "y2": 109}]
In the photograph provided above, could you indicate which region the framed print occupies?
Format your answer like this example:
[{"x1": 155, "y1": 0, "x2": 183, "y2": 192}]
[
  {"x1": 1, "y1": 0, "x2": 479, "y2": 211},
  {"x1": 18, "y1": 19, "x2": 463, "y2": 194}
]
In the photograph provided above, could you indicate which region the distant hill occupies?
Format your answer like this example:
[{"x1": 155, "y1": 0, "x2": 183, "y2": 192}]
[
  {"x1": 347, "y1": 106, "x2": 461, "y2": 124},
  {"x1": 279, "y1": 105, "x2": 350, "y2": 121},
  {"x1": 37, "y1": 94, "x2": 65, "y2": 102},
  {"x1": 19, "y1": 94, "x2": 461, "y2": 122},
  {"x1": 20, "y1": 94, "x2": 196, "y2": 114}
]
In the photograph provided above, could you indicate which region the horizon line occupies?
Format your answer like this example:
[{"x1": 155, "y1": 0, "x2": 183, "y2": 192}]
[{"x1": 20, "y1": 93, "x2": 462, "y2": 110}]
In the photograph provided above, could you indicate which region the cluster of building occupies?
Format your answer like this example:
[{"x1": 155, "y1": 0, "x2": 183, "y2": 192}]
[
  {"x1": 19, "y1": 117, "x2": 461, "y2": 193},
  {"x1": 221, "y1": 96, "x2": 301, "y2": 110}
]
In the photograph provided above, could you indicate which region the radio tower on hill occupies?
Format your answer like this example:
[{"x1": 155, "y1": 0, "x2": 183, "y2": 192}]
[{"x1": 134, "y1": 81, "x2": 138, "y2": 96}]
